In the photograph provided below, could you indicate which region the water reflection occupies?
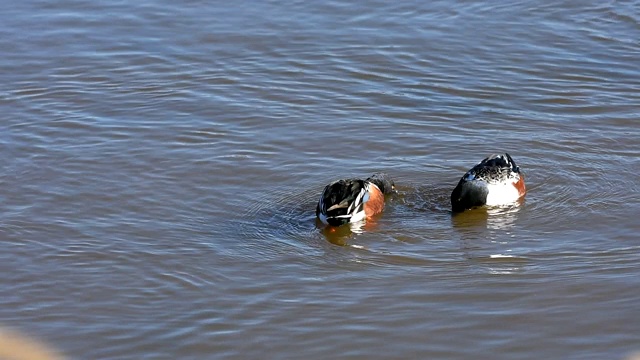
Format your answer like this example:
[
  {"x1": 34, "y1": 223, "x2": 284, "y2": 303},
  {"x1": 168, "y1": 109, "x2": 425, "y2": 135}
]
[
  {"x1": 316, "y1": 217, "x2": 381, "y2": 246},
  {"x1": 2, "y1": 0, "x2": 639, "y2": 357},
  {"x1": 318, "y1": 222, "x2": 354, "y2": 246},
  {"x1": 451, "y1": 198, "x2": 525, "y2": 231},
  {"x1": 481, "y1": 255, "x2": 529, "y2": 275},
  {"x1": 452, "y1": 200, "x2": 527, "y2": 274}
]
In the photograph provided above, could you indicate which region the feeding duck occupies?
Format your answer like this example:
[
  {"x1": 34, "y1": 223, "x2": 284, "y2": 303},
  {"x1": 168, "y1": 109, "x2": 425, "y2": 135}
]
[
  {"x1": 316, "y1": 173, "x2": 395, "y2": 226},
  {"x1": 451, "y1": 153, "x2": 526, "y2": 212}
]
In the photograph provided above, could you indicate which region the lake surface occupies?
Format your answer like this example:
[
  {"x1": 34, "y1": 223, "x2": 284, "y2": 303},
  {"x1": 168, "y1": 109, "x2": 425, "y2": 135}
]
[{"x1": 1, "y1": 0, "x2": 639, "y2": 359}]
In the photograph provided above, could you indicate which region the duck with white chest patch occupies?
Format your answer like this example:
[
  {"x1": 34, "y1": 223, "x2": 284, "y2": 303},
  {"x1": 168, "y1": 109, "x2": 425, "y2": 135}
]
[{"x1": 451, "y1": 153, "x2": 526, "y2": 213}]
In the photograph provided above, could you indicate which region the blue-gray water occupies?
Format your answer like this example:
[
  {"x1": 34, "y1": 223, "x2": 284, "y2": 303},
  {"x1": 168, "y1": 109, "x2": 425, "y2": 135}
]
[{"x1": 1, "y1": 0, "x2": 639, "y2": 359}]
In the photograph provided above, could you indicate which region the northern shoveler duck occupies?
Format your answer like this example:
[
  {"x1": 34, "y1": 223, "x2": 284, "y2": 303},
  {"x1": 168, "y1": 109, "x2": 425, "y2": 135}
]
[
  {"x1": 316, "y1": 173, "x2": 395, "y2": 226},
  {"x1": 451, "y1": 153, "x2": 526, "y2": 212}
]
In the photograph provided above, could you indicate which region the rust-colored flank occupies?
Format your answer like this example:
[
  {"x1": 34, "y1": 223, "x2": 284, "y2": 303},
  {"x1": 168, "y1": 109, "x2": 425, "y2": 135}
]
[
  {"x1": 513, "y1": 176, "x2": 527, "y2": 197},
  {"x1": 364, "y1": 184, "x2": 385, "y2": 218}
]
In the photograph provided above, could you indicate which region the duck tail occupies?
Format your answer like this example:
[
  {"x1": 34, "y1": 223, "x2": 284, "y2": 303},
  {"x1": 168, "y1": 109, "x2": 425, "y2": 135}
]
[{"x1": 316, "y1": 179, "x2": 367, "y2": 226}]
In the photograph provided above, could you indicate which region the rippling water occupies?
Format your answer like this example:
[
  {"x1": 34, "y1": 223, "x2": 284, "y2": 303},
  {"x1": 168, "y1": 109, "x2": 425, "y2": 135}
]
[{"x1": 1, "y1": 0, "x2": 639, "y2": 359}]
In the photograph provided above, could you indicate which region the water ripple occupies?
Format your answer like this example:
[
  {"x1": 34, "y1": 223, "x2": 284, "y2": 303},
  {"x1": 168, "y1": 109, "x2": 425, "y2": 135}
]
[{"x1": 1, "y1": 0, "x2": 639, "y2": 358}]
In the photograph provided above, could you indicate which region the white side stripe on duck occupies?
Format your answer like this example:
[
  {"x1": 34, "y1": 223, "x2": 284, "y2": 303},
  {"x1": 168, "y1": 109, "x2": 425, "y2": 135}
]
[{"x1": 316, "y1": 173, "x2": 394, "y2": 226}]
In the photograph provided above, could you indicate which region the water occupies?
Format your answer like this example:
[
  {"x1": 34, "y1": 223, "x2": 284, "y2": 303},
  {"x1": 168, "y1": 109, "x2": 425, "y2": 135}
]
[{"x1": 1, "y1": 0, "x2": 639, "y2": 359}]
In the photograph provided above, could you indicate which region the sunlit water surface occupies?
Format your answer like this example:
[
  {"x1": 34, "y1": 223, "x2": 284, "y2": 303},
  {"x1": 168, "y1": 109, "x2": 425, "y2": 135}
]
[{"x1": 1, "y1": 0, "x2": 639, "y2": 359}]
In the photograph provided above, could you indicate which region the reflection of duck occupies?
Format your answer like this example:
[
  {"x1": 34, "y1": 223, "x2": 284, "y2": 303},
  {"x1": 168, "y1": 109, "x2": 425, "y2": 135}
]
[
  {"x1": 451, "y1": 202, "x2": 524, "y2": 231},
  {"x1": 451, "y1": 153, "x2": 526, "y2": 213},
  {"x1": 316, "y1": 173, "x2": 394, "y2": 227}
]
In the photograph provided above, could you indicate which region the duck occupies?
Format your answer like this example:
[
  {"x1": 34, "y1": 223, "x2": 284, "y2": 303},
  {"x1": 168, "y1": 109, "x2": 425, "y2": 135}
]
[
  {"x1": 451, "y1": 153, "x2": 526, "y2": 212},
  {"x1": 316, "y1": 173, "x2": 395, "y2": 226}
]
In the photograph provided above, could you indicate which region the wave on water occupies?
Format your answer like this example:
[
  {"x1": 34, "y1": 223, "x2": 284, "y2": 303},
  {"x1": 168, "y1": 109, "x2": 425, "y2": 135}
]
[{"x1": 237, "y1": 182, "x2": 324, "y2": 252}]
